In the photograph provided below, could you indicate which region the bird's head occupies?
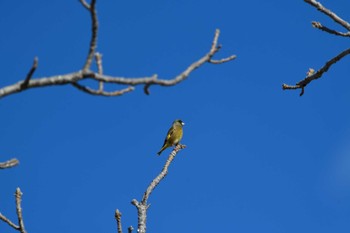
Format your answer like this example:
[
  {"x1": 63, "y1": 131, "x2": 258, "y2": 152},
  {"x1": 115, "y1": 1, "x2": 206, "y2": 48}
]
[{"x1": 173, "y1": 119, "x2": 185, "y2": 126}]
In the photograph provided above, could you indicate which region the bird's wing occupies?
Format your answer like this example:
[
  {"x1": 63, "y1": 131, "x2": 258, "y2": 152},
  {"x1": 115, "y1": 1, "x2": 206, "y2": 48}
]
[{"x1": 166, "y1": 127, "x2": 175, "y2": 140}]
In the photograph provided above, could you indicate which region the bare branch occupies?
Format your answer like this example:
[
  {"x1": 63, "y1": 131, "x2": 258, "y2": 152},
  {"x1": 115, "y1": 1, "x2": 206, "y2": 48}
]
[
  {"x1": 305, "y1": 0, "x2": 350, "y2": 31},
  {"x1": 0, "y1": 3, "x2": 235, "y2": 100},
  {"x1": 0, "y1": 31, "x2": 235, "y2": 99},
  {"x1": 79, "y1": 0, "x2": 90, "y2": 10},
  {"x1": 0, "y1": 213, "x2": 20, "y2": 230},
  {"x1": 95, "y1": 52, "x2": 104, "y2": 91},
  {"x1": 141, "y1": 144, "x2": 186, "y2": 204},
  {"x1": 131, "y1": 144, "x2": 186, "y2": 233},
  {"x1": 0, "y1": 158, "x2": 19, "y2": 169},
  {"x1": 209, "y1": 55, "x2": 237, "y2": 64},
  {"x1": 15, "y1": 188, "x2": 26, "y2": 233},
  {"x1": 71, "y1": 82, "x2": 134, "y2": 96},
  {"x1": 21, "y1": 57, "x2": 38, "y2": 88},
  {"x1": 144, "y1": 29, "x2": 236, "y2": 94},
  {"x1": 0, "y1": 188, "x2": 26, "y2": 233},
  {"x1": 115, "y1": 209, "x2": 123, "y2": 233},
  {"x1": 312, "y1": 21, "x2": 350, "y2": 37},
  {"x1": 82, "y1": 0, "x2": 98, "y2": 71},
  {"x1": 283, "y1": 48, "x2": 350, "y2": 96}
]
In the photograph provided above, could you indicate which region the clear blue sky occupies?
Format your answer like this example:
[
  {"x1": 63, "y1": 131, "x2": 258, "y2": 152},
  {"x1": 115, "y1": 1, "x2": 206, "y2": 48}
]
[{"x1": 1, "y1": 1, "x2": 350, "y2": 233}]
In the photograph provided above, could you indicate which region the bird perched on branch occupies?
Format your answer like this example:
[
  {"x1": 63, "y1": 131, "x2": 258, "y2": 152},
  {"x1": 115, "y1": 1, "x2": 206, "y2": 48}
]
[{"x1": 157, "y1": 119, "x2": 185, "y2": 155}]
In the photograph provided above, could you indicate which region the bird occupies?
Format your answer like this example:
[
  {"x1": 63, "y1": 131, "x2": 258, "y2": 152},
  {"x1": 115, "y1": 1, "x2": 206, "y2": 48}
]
[{"x1": 157, "y1": 119, "x2": 185, "y2": 155}]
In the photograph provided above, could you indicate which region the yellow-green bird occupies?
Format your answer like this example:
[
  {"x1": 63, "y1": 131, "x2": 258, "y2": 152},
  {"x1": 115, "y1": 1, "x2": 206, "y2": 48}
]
[{"x1": 157, "y1": 119, "x2": 185, "y2": 155}]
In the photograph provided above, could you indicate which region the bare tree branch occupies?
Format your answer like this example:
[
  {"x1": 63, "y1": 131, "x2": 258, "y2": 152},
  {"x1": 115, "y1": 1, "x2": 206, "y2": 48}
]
[
  {"x1": 21, "y1": 57, "x2": 38, "y2": 88},
  {"x1": 82, "y1": 0, "x2": 98, "y2": 71},
  {"x1": 131, "y1": 144, "x2": 186, "y2": 233},
  {"x1": 0, "y1": 158, "x2": 19, "y2": 169},
  {"x1": 71, "y1": 82, "x2": 134, "y2": 96},
  {"x1": 283, "y1": 48, "x2": 350, "y2": 96},
  {"x1": 0, "y1": 213, "x2": 19, "y2": 230},
  {"x1": 304, "y1": 0, "x2": 350, "y2": 31},
  {"x1": 15, "y1": 188, "x2": 26, "y2": 233},
  {"x1": 95, "y1": 52, "x2": 104, "y2": 91},
  {"x1": 311, "y1": 21, "x2": 350, "y2": 37},
  {"x1": 79, "y1": 0, "x2": 90, "y2": 10},
  {"x1": 0, "y1": 28, "x2": 234, "y2": 99},
  {"x1": 115, "y1": 209, "x2": 123, "y2": 233},
  {"x1": 283, "y1": 0, "x2": 350, "y2": 96},
  {"x1": 144, "y1": 29, "x2": 236, "y2": 95},
  {"x1": 0, "y1": 188, "x2": 26, "y2": 233},
  {"x1": 0, "y1": 2, "x2": 235, "y2": 99}
]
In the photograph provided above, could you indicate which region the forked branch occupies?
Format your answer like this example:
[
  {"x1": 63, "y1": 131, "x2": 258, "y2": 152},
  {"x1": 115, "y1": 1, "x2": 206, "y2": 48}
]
[
  {"x1": 0, "y1": 0, "x2": 235, "y2": 100},
  {"x1": 130, "y1": 144, "x2": 186, "y2": 233},
  {"x1": 283, "y1": 0, "x2": 350, "y2": 96},
  {"x1": 0, "y1": 188, "x2": 27, "y2": 233},
  {"x1": 283, "y1": 48, "x2": 350, "y2": 96}
]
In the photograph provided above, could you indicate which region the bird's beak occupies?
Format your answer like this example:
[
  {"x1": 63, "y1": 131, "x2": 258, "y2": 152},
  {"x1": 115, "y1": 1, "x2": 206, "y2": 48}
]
[{"x1": 182, "y1": 122, "x2": 185, "y2": 125}]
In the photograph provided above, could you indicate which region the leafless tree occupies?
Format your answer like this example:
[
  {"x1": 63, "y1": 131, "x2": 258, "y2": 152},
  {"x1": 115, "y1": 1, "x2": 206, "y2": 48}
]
[{"x1": 283, "y1": 0, "x2": 350, "y2": 96}]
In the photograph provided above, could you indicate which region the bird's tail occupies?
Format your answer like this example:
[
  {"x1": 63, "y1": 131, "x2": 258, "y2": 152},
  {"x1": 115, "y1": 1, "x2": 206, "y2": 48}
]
[{"x1": 157, "y1": 146, "x2": 165, "y2": 156}]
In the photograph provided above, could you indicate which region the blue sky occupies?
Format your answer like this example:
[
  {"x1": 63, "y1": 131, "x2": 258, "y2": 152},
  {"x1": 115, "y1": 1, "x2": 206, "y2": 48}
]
[{"x1": 1, "y1": 0, "x2": 350, "y2": 233}]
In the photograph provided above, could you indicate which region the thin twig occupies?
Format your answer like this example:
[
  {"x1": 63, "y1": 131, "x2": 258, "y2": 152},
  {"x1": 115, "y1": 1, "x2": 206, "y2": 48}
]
[
  {"x1": 15, "y1": 188, "x2": 26, "y2": 233},
  {"x1": 82, "y1": 0, "x2": 98, "y2": 71},
  {"x1": 305, "y1": 0, "x2": 350, "y2": 31},
  {"x1": 95, "y1": 52, "x2": 104, "y2": 91},
  {"x1": 209, "y1": 55, "x2": 237, "y2": 64},
  {"x1": 312, "y1": 21, "x2": 350, "y2": 37},
  {"x1": 0, "y1": 158, "x2": 19, "y2": 169},
  {"x1": 0, "y1": 213, "x2": 20, "y2": 230},
  {"x1": 21, "y1": 57, "x2": 38, "y2": 88},
  {"x1": 79, "y1": 0, "x2": 90, "y2": 10},
  {"x1": 131, "y1": 144, "x2": 186, "y2": 233},
  {"x1": 144, "y1": 29, "x2": 236, "y2": 95},
  {"x1": 115, "y1": 209, "x2": 123, "y2": 233},
  {"x1": 71, "y1": 82, "x2": 134, "y2": 96},
  {"x1": 283, "y1": 48, "x2": 350, "y2": 96}
]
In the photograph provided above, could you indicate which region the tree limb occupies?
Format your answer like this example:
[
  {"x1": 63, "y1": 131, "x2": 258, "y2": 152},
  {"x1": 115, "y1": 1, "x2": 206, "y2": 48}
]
[
  {"x1": 311, "y1": 21, "x2": 350, "y2": 37},
  {"x1": 115, "y1": 209, "x2": 123, "y2": 233},
  {"x1": 82, "y1": 0, "x2": 98, "y2": 71},
  {"x1": 131, "y1": 144, "x2": 186, "y2": 233},
  {"x1": 304, "y1": 0, "x2": 350, "y2": 31},
  {"x1": 15, "y1": 188, "x2": 26, "y2": 233},
  {"x1": 283, "y1": 0, "x2": 350, "y2": 96},
  {"x1": 0, "y1": 1, "x2": 235, "y2": 100},
  {"x1": 0, "y1": 158, "x2": 19, "y2": 169},
  {"x1": 283, "y1": 48, "x2": 350, "y2": 96},
  {"x1": 0, "y1": 188, "x2": 26, "y2": 233}
]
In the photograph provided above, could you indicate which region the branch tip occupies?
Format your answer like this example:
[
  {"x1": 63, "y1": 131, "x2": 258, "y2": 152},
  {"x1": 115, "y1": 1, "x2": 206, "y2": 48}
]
[
  {"x1": 0, "y1": 158, "x2": 19, "y2": 169},
  {"x1": 131, "y1": 199, "x2": 139, "y2": 207},
  {"x1": 79, "y1": 0, "x2": 90, "y2": 10},
  {"x1": 82, "y1": 0, "x2": 98, "y2": 71},
  {"x1": 21, "y1": 57, "x2": 39, "y2": 88}
]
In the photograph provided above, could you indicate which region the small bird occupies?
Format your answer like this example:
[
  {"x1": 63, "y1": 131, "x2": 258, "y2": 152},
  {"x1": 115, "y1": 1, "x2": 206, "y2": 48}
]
[{"x1": 157, "y1": 119, "x2": 185, "y2": 155}]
